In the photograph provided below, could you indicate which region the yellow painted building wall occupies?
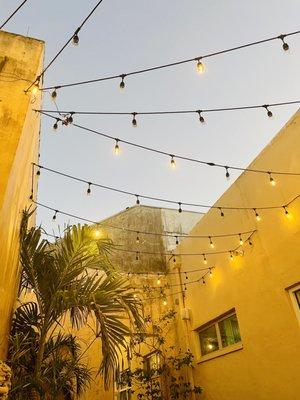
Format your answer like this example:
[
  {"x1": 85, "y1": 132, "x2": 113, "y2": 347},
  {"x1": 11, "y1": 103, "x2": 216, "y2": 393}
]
[
  {"x1": 0, "y1": 30, "x2": 44, "y2": 359},
  {"x1": 174, "y1": 110, "x2": 300, "y2": 400}
]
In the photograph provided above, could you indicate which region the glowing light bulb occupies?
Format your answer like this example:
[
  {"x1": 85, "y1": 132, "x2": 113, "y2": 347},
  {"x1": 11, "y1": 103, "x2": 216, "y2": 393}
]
[
  {"x1": 114, "y1": 139, "x2": 120, "y2": 155},
  {"x1": 209, "y1": 268, "x2": 213, "y2": 277},
  {"x1": 32, "y1": 84, "x2": 39, "y2": 95},
  {"x1": 239, "y1": 234, "x2": 243, "y2": 246},
  {"x1": 157, "y1": 278, "x2": 161, "y2": 285},
  {"x1": 136, "y1": 233, "x2": 140, "y2": 244},
  {"x1": 170, "y1": 155, "x2": 176, "y2": 169},
  {"x1": 133, "y1": 293, "x2": 137, "y2": 298},
  {"x1": 254, "y1": 209, "x2": 261, "y2": 222},
  {"x1": 94, "y1": 229, "x2": 101, "y2": 239},
  {"x1": 230, "y1": 251, "x2": 234, "y2": 261},
  {"x1": 268, "y1": 172, "x2": 276, "y2": 186},
  {"x1": 163, "y1": 300, "x2": 167, "y2": 306},
  {"x1": 203, "y1": 254, "x2": 207, "y2": 265},
  {"x1": 196, "y1": 59, "x2": 205, "y2": 73},
  {"x1": 209, "y1": 236, "x2": 215, "y2": 249},
  {"x1": 283, "y1": 206, "x2": 291, "y2": 219}
]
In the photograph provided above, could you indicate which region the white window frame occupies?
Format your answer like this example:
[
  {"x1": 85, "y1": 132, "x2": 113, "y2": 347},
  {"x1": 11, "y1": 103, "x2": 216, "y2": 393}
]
[
  {"x1": 288, "y1": 283, "x2": 300, "y2": 325},
  {"x1": 196, "y1": 310, "x2": 243, "y2": 362}
]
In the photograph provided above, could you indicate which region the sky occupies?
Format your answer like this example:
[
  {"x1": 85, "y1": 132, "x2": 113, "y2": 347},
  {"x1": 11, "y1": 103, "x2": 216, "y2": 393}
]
[{"x1": 2, "y1": 0, "x2": 300, "y2": 235}]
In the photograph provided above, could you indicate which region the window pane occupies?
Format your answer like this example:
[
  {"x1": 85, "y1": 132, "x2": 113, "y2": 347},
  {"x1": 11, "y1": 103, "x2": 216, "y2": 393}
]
[
  {"x1": 295, "y1": 289, "x2": 300, "y2": 308},
  {"x1": 219, "y1": 314, "x2": 241, "y2": 347},
  {"x1": 199, "y1": 324, "x2": 219, "y2": 355}
]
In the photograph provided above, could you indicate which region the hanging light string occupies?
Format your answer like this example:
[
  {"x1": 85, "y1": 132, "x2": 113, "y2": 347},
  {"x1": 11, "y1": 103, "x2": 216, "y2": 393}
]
[
  {"x1": 38, "y1": 112, "x2": 300, "y2": 178},
  {"x1": 36, "y1": 99, "x2": 300, "y2": 123},
  {"x1": 0, "y1": 0, "x2": 29, "y2": 29},
  {"x1": 25, "y1": 0, "x2": 104, "y2": 93},
  {"x1": 38, "y1": 29, "x2": 300, "y2": 92},
  {"x1": 32, "y1": 163, "x2": 300, "y2": 215}
]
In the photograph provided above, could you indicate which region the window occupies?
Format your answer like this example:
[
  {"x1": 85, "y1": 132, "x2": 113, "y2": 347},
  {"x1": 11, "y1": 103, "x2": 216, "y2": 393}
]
[
  {"x1": 118, "y1": 389, "x2": 131, "y2": 400},
  {"x1": 198, "y1": 311, "x2": 241, "y2": 356},
  {"x1": 144, "y1": 352, "x2": 162, "y2": 373},
  {"x1": 294, "y1": 289, "x2": 300, "y2": 309}
]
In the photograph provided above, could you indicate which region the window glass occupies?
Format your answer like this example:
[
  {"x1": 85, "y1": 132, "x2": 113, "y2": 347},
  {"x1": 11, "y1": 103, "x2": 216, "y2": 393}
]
[
  {"x1": 144, "y1": 352, "x2": 161, "y2": 372},
  {"x1": 294, "y1": 289, "x2": 300, "y2": 308},
  {"x1": 219, "y1": 314, "x2": 241, "y2": 347},
  {"x1": 199, "y1": 324, "x2": 219, "y2": 355},
  {"x1": 119, "y1": 390, "x2": 131, "y2": 400}
]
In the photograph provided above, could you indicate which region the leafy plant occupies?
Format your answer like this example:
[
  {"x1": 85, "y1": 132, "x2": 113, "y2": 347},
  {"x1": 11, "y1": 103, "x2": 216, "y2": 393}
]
[
  {"x1": 8, "y1": 210, "x2": 143, "y2": 399},
  {"x1": 117, "y1": 310, "x2": 202, "y2": 399}
]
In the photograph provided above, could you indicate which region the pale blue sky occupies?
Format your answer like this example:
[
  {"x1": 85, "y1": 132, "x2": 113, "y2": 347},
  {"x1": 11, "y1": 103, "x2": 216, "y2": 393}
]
[{"x1": 2, "y1": 0, "x2": 300, "y2": 234}]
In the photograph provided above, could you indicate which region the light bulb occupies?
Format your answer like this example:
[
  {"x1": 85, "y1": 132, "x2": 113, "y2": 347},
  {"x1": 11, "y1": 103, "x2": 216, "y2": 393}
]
[
  {"x1": 163, "y1": 300, "x2": 167, "y2": 306},
  {"x1": 209, "y1": 268, "x2": 213, "y2": 277},
  {"x1": 94, "y1": 229, "x2": 101, "y2": 239},
  {"x1": 196, "y1": 59, "x2": 205, "y2": 73},
  {"x1": 202, "y1": 277, "x2": 206, "y2": 285},
  {"x1": 254, "y1": 209, "x2": 261, "y2": 222},
  {"x1": 132, "y1": 113, "x2": 137, "y2": 127},
  {"x1": 283, "y1": 206, "x2": 291, "y2": 219},
  {"x1": 268, "y1": 173, "x2": 276, "y2": 186},
  {"x1": 170, "y1": 155, "x2": 176, "y2": 169},
  {"x1": 52, "y1": 210, "x2": 58, "y2": 221},
  {"x1": 72, "y1": 33, "x2": 79, "y2": 45},
  {"x1": 197, "y1": 110, "x2": 205, "y2": 124},
  {"x1": 135, "y1": 195, "x2": 140, "y2": 205},
  {"x1": 263, "y1": 105, "x2": 273, "y2": 118},
  {"x1": 114, "y1": 139, "x2": 120, "y2": 155},
  {"x1": 225, "y1": 167, "x2": 230, "y2": 180},
  {"x1": 230, "y1": 251, "x2": 234, "y2": 261},
  {"x1": 135, "y1": 252, "x2": 139, "y2": 261},
  {"x1": 133, "y1": 293, "x2": 137, "y2": 298},
  {"x1": 203, "y1": 254, "x2": 207, "y2": 265},
  {"x1": 178, "y1": 202, "x2": 182, "y2": 213},
  {"x1": 87, "y1": 183, "x2": 91, "y2": 196},
  {"x1": 119, "y1": 75, "x2": 125, "y2": 90},
  {"x1": 239, "y1": 234, "x2": 243, "y2": 246},
  {"x1": 51, "y1": 89, "x2": 57, "y2": 100},
  {"x1": 279, "y1": 34, "x2": 289, "y2": 51},
  {"x1": 53, "y1": 119, "x2": 59, "y2": 131},
  {"x1": 32, "y1": 84, "x2": 39, "y2": 95},
  {"x1": 219, "y1": 207, "x2": 224, "y2": 217},
  {"x1": 136, "y1": 233, "x2": 140, "y2": 244},
  {"x1": 175, "y1": 236, "x2": 179, "y2": 245},
  {"x1": 157, "y1": 278, "x2": 161, "y2": 285},
  {"x1": 209, "y1": 236, "x2": 215, "y2": 248}
]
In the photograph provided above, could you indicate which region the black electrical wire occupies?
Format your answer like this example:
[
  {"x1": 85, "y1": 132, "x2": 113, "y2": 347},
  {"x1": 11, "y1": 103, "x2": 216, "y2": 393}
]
[
  {"x1": 39, "y1": 29, "x2": 300, "y2": 91},
  {"x1": 25, "y1": 0, "x2": 104, "y2": 92},
  {"x1": 0, "y1": 0, "x2": 29, "y2": 29},
  {"x1": 36, "y1": 99, "x2": 300, "y2": 119}
]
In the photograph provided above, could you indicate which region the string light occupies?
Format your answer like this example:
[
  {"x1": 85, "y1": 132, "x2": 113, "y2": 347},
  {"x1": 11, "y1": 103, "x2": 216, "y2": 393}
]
[
  {"x1": 36, "y1": 168, "x2": 41, "y2": 176},
  {"x1": 248, "y1": 238, "x2": 253, "y2": 246},
  {"x1": 185, "y1": 272, "x2": 188, "y2": 280},
  {"x1": 163, "y1": 299, "x2": 168, "y2": 306},
  {"x1": 203, "y1": 254, "x2": 207, "y2": 265},
  {"x1": 225, "y1": 166, "x2": 230, "y2": 180},
  {"x1": 136, "y1": 232, "x2": 140, "y2": 244},
  {"x1": 31, "y1": 83, "x2": 39, "y2": 95},
  {"x1": 132, "y1": 113, "x2": 137, "y2": 127},
  {"x1": 209, "y1": 268, "x2": 213, "y2": 277},
  {"x1": 39, "y1": 112, "x2": 300, "y2": 179},
  {"x1": 263, "y1": 105, "x2": 273, "y2": 118},
  {"x1": 51, "y1": 89, "x2": 57, "y2": 100},
  {"x1": 170, "y1": 155, "x2": 176, "y2": 169},
  {"x1": 87, "y1": 182, "x2": 92, "y2": 196},
  {"x1": 230, "y1": 251, "x2": 234, "y2": 261},
  {"x1": 53, "y1": 119, "x2": 59, "y2": 131},
  {"x1": 268, "y1": 172, "x2": 276, "y2": 186},
  {"x1": 135, "y1": 252, "x2": 139, "y2": 261},
  {"x1": 67, "y1": 113, "x2": 74, "y2": 124},
  {"x1": 209, "y1": 236, "x2": 215, "y2": 249},
  {"x1": 93, "y1": 229, "x2": 101, "y2": 239},
  {"x1": 114, "y1": 139, "x2": 120, "y2": 155},
  {"x1": 175, "y1": 236, "x2": 179, "y2": 245},
  {"x1": 283, "y1": 206, "x2": 290, "y2": 218},
  {"x1": 202, "y1": 277, "x2": 206, "y2": 285},
  {"x1": 135, "y1": 195, "x2": 140, "y2": 205},
  {"x1": 197, "y1": 110, "x2": 205, "y2": 124},
  {"x1": 157, "y1": 277, "x2": 161, "y2": 285},
  {"x1": 178, "y1": 202, "x2": 182, "y2": 213},
  {"x1": 119, "y1": 75, "x2": 126, "y2": 90},
  {"x1": 196, "y1": 58, "x2": 205, "y2": 73},
  {"x1": 38, "y1": 29, "x2": 300, "y2": 93},
  {"x1": 52, "y1": 210, "x2": 58, "y2": 221},
  {"x1": 253, "y1": 208, "x2": 261, "y2": 222},
  {"x1": 239, "y1": 234, "x2": 243, "y2": 246},
  {"x1": 72, "y1": 31, "x2": 80, "y2": 46},
  {"x1": 278, "y1": 34, "x2": 289, "y2": 51},
  {"x1": 219, "y1": 207, "x2": 225, "y2": 217}
]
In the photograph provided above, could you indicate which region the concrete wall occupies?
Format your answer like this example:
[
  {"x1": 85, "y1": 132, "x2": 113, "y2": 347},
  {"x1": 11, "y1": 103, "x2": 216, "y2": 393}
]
[
  {"x1": 174, "y1": 110, "x2": 300, "y2": 400},
  {"x1": 0, "y1": 30, "x2": 43, "y2": 358}
]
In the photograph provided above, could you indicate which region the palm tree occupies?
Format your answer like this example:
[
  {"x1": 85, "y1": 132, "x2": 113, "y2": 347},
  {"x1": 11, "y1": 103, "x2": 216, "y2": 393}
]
[{"x1": 8, "y1": 210, "x2": 143, "y2": 399}]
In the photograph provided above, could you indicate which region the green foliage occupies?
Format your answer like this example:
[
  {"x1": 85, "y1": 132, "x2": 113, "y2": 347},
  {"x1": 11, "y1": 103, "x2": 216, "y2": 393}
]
[
  {"x1": 8, "y1": 210, "x2": 143, "y2": 399},
  {"x1": 117, "y1": 310, "x2": 202, "y2": 400}
]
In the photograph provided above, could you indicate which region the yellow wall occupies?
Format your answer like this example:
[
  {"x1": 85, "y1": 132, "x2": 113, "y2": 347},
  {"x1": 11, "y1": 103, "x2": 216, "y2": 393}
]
[
  {"x1": 0, "y1": 30, "x2": 44, "y2": 358},
  {"x1": 174, "y1": 110, "x2": 300, "y2": 400}
]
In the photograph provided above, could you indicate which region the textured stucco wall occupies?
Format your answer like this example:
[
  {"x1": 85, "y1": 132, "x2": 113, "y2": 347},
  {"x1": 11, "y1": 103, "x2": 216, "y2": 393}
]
[
  {"x1": 0, "y1": 30, "x2": 43, "y2": 358},
  {"x1": 175, "y1": 110, "x2": 300, "y2": 400}
]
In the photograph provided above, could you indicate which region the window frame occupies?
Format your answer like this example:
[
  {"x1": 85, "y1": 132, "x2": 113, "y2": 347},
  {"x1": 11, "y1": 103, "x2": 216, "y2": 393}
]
[
  {"x1": 143, "y1": 351, "x2": 162, "y2": 375},
  {"x1": 287, "y1": 283, "x2": 300, "y2": 325},
  {"x1": 196, "y1": 310, "x2": 243, "y2": 362}
]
